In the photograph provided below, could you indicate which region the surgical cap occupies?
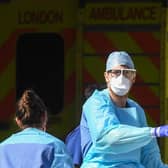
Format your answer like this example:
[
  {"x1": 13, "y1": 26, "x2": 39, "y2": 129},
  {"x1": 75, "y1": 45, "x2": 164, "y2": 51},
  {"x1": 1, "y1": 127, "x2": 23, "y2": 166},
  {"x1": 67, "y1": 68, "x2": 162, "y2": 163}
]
[{"x1": 106, "y1": 51, "x2": 135, "y2": 71}]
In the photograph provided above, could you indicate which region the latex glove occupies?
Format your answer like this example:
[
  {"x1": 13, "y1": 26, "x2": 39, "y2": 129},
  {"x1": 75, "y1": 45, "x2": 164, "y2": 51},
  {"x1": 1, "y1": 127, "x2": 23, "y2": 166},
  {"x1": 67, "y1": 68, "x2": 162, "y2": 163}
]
[{"x1": 151, "y1": 125, "x2": 168, "y2": 137}]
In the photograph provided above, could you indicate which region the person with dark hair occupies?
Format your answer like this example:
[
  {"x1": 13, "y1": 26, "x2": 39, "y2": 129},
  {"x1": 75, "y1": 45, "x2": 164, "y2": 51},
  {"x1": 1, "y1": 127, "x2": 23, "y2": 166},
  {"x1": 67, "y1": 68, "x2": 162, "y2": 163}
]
[
  {"x1": 65, "y1": 125, "x2": 82, "y2": 168},
  {"x1": 0, "y1": 89, "x2": 74, "y2": 168},
  {"x1": 65, "y1": 84, "x2": 97, "y2": 168}
]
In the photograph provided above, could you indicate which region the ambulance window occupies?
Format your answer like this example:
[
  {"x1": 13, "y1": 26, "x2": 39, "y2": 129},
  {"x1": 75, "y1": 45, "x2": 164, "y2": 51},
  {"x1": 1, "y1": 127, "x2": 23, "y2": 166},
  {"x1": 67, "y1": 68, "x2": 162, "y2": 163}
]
[{"x1": 16, "y1": 33, "x2": 64, "y2": 114}]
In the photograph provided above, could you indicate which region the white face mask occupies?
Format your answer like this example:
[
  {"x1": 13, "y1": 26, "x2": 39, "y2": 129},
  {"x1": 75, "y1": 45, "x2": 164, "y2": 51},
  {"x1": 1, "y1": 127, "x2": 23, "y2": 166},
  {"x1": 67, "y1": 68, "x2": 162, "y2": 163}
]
[{"x1": 110, "y1": 74, "x2": 131, "y2": 96}]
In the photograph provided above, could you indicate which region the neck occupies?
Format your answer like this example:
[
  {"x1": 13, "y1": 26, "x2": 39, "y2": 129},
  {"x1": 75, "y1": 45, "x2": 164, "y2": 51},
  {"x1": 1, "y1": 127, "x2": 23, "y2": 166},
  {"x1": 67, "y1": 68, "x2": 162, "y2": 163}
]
[{"x1": 19, "y1": 125, "x2": 45, "y2": 131}]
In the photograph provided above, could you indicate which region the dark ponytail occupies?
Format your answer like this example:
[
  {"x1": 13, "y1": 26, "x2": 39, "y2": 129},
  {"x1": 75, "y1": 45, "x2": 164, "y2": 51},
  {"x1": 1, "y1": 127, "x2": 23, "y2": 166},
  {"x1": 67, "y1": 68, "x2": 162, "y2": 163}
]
[{"x1": 16, "y1": 89, "x2": 47, "y2": 127}]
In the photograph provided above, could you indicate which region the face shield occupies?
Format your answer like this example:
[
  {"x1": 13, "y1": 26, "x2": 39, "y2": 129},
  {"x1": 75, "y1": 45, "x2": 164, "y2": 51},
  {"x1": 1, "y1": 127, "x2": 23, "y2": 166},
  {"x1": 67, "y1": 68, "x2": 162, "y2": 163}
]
[{"x1": 107, "y1": 69, "x2": 136, "y2": 80}]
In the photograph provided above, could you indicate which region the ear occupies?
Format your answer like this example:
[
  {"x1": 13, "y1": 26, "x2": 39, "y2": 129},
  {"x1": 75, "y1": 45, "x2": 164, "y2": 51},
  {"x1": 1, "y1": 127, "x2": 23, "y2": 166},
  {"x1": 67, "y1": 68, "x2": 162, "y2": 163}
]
[
  {"x1": 15, "y1": 117, "x2": 23, "y2": 128},
  {"x1": 132, "y1": 75, "x2": 136, "y2": 83},
  {"x1": 41, "y1": 112, "x2": 48, "y2": 131},
  {"x1": 104, "y1": 72, "x2": 110, "y2": 83}
]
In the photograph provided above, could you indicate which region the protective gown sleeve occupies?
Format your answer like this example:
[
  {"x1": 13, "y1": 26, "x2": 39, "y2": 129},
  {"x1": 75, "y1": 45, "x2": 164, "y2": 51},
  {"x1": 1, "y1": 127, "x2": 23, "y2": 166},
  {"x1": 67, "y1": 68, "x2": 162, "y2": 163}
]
[{"x1": 83, "y1": 89, "x2": 154, "y2": 154}]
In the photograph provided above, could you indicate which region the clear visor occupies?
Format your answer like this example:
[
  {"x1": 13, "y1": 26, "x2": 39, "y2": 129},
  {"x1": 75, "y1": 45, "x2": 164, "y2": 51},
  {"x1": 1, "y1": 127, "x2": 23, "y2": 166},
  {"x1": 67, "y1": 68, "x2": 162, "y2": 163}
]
[{"x1": 107, "y1": 69, "x2": 136, "y2": 79}]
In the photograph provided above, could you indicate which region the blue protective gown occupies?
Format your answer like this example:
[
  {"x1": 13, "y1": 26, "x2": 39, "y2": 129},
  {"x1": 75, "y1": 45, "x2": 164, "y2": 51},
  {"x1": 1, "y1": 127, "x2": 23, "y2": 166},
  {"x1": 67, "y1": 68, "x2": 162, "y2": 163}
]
[
  {"x1": 0, "y1": 128, "x2": 74, "y2": 168},
  {"x1": 65, "y1": 125, "x2": 82, "y2": 166},
  {"x1": 80, "y1": 89, "x2": 168, "y2": 168}
]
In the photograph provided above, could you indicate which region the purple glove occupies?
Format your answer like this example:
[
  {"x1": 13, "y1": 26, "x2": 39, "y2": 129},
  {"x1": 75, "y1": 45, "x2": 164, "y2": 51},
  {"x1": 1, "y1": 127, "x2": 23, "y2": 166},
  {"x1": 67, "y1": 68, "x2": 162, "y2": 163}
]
[{"x1": 152, "y1": 125, "x2": 168, "y2": 137}]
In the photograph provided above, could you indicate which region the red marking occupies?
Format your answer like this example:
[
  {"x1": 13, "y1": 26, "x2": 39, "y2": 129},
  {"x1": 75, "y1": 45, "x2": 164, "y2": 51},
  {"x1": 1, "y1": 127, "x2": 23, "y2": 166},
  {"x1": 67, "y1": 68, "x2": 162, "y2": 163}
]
[
  {"x1": 61, "y1": 28, "x2": 76, "y2": 55},
  {"x1": 85, "y1": 31, "x2": 117, "y2": 56},
  {"x1": 145, "y1": 108, "x2": 160, "y2": 124},
  {"x1": 0, "y1": 28, "x2": 36, "y2": 122},
  {"x1": 83, "y1": 68, "x2": 97, "y2": 83},
  {"x1": 0, "y1": 28, "x2": 36, "y2": 73},
  {"x1": 0, "y1": 88, "x2": 15, "y2": 122},
  {"x1": 128, "y1": 32, "x2": 160, "y2": 68},
  {"x1": 131, "y1": 75, "x2": 160, "y2": 124},
  {"x1": 64, "y1": 72, "x2": 76, "y2": 105},
  {"x1": 61, "y1": 28, "x2": 77, "y2": 106}
]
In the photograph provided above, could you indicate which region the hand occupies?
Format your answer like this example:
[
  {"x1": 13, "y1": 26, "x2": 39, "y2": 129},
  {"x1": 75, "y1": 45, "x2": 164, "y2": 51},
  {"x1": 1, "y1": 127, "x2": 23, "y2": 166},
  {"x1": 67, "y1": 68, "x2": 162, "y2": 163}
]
[{"x1": 152, "y1": 125, "x2": 168, "y2": 137}]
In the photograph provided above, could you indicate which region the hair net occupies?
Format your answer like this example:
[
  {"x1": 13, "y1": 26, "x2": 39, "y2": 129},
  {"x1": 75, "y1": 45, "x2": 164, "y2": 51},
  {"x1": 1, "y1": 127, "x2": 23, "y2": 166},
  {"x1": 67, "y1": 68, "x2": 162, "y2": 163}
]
[{"x1": 106, "y1": 51, "x2": 135, "y2": 71}]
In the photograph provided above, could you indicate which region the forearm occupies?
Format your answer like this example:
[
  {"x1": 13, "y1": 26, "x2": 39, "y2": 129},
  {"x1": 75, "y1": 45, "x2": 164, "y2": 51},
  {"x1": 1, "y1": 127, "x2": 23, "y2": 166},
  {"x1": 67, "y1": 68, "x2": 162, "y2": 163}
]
[{"x1": 95, "y1": 124, "x2": 154, "y2": 154}]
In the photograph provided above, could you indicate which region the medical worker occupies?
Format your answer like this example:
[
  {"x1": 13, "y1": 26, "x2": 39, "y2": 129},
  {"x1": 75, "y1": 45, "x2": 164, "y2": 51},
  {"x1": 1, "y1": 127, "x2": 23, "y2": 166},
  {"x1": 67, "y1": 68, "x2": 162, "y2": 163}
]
[
  {"x1": 65, "y1": 125, "x2": 82, "y2": 168},
  {"x1": 0, "y1": 89, "x2": 74, "y2": 168},
  {"x1": 80, "y1": 51, "x2": 168, "y2": 168},
  {"x1": 65, "y1": 85, "x2": 97, "y2": 168}
]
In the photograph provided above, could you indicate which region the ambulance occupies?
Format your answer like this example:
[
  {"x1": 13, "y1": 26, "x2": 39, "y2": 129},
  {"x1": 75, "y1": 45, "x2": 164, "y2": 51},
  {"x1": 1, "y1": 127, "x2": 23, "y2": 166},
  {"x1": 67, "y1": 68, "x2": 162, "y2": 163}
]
[{"x1": 0, "y1": 0, "x2": 167, "y2": 162}]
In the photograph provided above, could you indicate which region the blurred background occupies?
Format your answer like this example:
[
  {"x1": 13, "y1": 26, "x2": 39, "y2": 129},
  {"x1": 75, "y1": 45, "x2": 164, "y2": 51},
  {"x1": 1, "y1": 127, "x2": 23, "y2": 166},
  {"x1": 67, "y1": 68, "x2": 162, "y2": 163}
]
[{"x1": 0, "y1": 0, "x2": 168, "y2": 163}]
